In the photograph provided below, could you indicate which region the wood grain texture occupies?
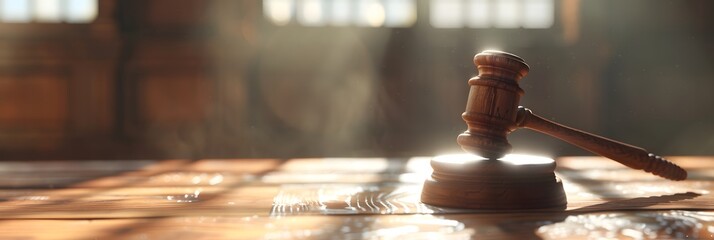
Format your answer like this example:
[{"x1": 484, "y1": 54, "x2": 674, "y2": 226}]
[
  {"x1": 457, "y1": 50, "x2": 529, "y2": 159},
  {"x1": 516, "y1": 107, "x2": 687, "y2": 181},
  {"x1": 0, "y1": 157, "x2": 710, "y2": 239},
  {"x1": 421, "y1": 154, "x2": 566, "y2": 210},
  {"x1": 1, "y1": 211, "x2": 712, "y2": 240},
  {"x1": 0, "y1": 157, "x2": 708, "y2": 219},
  {"x1": 457, "y1": 50, "x2": 686, "y2": 181}
]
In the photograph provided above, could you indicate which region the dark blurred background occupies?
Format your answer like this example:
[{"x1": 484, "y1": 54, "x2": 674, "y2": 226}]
[{"x1": 0, "y1": 0, "x2": 712, "y2": 160}]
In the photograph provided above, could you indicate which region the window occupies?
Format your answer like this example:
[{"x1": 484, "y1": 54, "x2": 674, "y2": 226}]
[
  {"x1": 264, "y1": 0, "x2": 416, "y2": 27},
  {"x1": 430, "y1": 0, "x2": 554, "y2": 29},
  {"x1": 0, "y1": 0, "x2": 97, "y2": 23},
  {"x1": 264, "y1": 0, "x2": 553, "y2": 29}
]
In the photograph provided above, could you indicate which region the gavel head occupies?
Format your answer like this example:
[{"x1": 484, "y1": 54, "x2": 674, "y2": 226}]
[{"x1": 456, "y1": 50, "x2": 530, "y2": 159}]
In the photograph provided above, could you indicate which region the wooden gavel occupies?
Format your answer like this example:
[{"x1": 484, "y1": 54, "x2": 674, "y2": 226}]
[{"x1": 457, "y1": 50, "x2": 687, "y2": 181}]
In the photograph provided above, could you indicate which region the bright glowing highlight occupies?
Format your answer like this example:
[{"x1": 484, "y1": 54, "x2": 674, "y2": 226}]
[{"x1": 433, "y1": 153, "x2": 553, "y2": 165}]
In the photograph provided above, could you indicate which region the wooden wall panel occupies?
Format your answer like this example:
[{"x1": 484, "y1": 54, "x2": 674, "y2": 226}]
[
  {"x1": 147, "y1": 0, "x2": 208, "y2": 24},
  {"x1": 137, "y1": 70, "x2": 212, "y2": 126},
  {"x1": 123, "y1": 38, "x2": 212, "y2": 134},
  {"x1": 0, "y1": 70, "x2": 68, "y2": 132},
  {"x1": 0, "y1": 1, "x2": 121, "y2": 159}
]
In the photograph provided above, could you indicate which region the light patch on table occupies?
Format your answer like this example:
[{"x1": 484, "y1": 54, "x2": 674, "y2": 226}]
[
  {"x1": 537, "y1": 211, "x2": 713, "y2": 239},
  {"x1": 279, "y1": 158, "x2": 390, "y2": 173},
  {"x1": 271, "y1": 184, "x2": 442, "y2": 215}
]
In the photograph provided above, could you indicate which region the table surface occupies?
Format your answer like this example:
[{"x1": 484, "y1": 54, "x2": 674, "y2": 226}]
[{"x1": 0, "y1": 156, "x2": 713, "y2": 239}]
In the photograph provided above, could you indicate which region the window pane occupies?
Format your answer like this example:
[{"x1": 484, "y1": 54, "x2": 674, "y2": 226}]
[
  {"x1": 493, "y1": 0, "x2": 520, "y2": 28},
  {"x1": 430, "y1": 0, "x2": 463, "y2": 28},
  {"x1": 329, "y1": 0, "x2": 351, "y2": 26},
  {"x1": 264, "y1": 0, "x2": 294, "y2": 25},
  {"x1": 65, "y1": 0, "x2": 97, "y2": 23},
  {"x1": 384, "y1": 0, "x2": 416, "y2": 27},
  {"x1": 522, "y1": 0, "x2": 553, "y2": 28},
  {"x1": 1, "y1": 0, "x2": 32, "y2": 23},
  {"x1": 34, "y1": 0, "x2": 62, "y2": 22},
  {"x1": 356, "y1": 0, "x2": 385, "y2": 27},
  {"x1": 297, "y1": 0, "x2": 325, "y2": 26},
  {"x1": 466, "y1": 0, "x2": 490, "y2": 28}
]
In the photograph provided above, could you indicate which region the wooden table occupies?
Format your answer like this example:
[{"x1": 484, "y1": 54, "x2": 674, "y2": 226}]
[{"x1": 0, "y1": 156, "x2": 712, "y2": 239}]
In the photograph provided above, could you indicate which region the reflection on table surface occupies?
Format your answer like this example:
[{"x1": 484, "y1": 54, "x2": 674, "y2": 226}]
[{"x1": 0, "y1": 156, "x2": 712, "y2": 239}]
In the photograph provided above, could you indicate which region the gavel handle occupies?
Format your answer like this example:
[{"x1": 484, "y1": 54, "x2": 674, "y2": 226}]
[{"x1": 515, "y1": 106, "x2": 687, "y2": 181}]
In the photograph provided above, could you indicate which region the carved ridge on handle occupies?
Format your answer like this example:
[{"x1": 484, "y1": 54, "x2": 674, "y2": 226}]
[
  {"x1": 642, "y1": 154, "x2": 687, "y2": 180},
  {"x1": 515, "y1": 106, "x2": 687, "y2": 181}
]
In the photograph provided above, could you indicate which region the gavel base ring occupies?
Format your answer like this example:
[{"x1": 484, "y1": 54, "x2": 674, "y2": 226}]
[{"x1": 421, "y1": 154, "x2": 567, "y2": 210}]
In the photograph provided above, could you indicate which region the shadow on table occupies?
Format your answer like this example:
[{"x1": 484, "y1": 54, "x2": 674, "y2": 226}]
[
  {"x1": 0, "y1": 160, "x2": 157, "y2": 189},
  {"x1": 572, "y1": 192, "x2": 701, "y2": 213},
  {"x1": 493, "y1": 192, "x2": 704, "y2": 239}
]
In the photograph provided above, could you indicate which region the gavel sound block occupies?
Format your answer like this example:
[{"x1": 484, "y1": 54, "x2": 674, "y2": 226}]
[
  {"x1": 422, "y1": 154, "x2": 567, "y2": 210},
  {"x1": 421, "y1": 50, "x2": 687, "y2": 210}
]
